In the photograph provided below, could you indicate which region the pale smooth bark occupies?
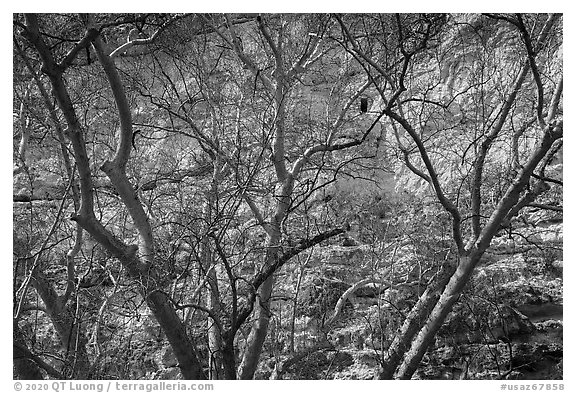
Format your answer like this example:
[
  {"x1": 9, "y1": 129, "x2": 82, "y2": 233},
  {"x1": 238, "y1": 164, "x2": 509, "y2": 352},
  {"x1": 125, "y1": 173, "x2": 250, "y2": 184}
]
[
  {"x1": 394, "y1": 121, "x2": 562, "y2": 379},
  {"x1": 377, "y1": 260, "x2": 457, "y2": 379},
  {"x1": 238, "y1": 233, "x2": 281, "y2": 379},
  {"x1": 350, "y1": 13, "x2": 564, "y2": 379},
  {"x1": 22, "y1": 14, "x2": 206, "y2": 379}
]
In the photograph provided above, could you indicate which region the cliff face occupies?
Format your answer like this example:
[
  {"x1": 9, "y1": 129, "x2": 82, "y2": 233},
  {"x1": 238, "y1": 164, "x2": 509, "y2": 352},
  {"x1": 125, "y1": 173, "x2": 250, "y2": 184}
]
[
  {"x1": 263, "y1": 210, "x2": 562, "y2": 380},
  {"x1": 14, "y1": 13, "x2": 562, "y2": 380}
]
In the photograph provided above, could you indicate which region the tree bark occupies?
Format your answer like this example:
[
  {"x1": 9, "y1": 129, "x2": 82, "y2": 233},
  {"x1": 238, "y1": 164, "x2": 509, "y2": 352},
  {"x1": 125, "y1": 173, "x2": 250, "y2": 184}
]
[
  {"x1": 377, "y1": 15, "x2": 562, "y2": 379},
  {"x1": 289, "y1": 261, "x2": 307, "y2": 354},
  {"x1": 394, "y1": 254, "x2": 479, "y2": 379},
  {"x1": 30, "y1": 272, "x2": 91, "y2": 378},
  {"x1": 13, "y1": 321, "x2": 44, "y2": 380},
  {"x1": 147, "y1": 291, "x2": 207, "y2": 379},
  {"x1": 238, "y1": 235, "x2": 280, "y2": 379},
  {"x1": 221, "y1": 338, "x2": 237, "y2": 380},
  {"x1": 394, "y1": 123, "x2": 562, "y2": 379},
  {"x1": 201, "y1": 232, "x2": 224, "y2": 379},
  {"x1": 22, "y1": 14, "x2": 207, "y2": 380},
  {"x1": 378, "y1": 260, "x2": 456, "y2": 379}
]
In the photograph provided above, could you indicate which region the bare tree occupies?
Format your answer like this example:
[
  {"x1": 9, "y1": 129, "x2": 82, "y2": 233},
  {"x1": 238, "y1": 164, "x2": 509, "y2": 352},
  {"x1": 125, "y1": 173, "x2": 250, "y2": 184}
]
[
  {"x1": 338, "y1": 13, "x2": 562, "y2": 379},
  {"x1": 14, "y1": 13, "x2": 561, "y2": 380}
]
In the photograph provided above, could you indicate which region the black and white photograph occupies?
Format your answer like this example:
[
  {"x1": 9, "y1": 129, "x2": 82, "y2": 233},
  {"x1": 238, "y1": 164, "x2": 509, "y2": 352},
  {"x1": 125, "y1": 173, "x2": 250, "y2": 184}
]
[{"x1": 12, "y1": 11, "x2": 564, "y2": 385}]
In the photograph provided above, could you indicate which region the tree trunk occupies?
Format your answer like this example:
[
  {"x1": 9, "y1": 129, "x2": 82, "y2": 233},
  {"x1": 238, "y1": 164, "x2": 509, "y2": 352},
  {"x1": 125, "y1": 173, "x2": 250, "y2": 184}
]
[
  {"x1": 207, "y1": 265, "x2": 224, "y2": 379},
  {"x1": 378, "y1": 260, "x2": 457, "y2": 379},
  {"x1": 204, "y1": 163, "x2": 225, "y2": 379},
  {"x1": 221, "y1": 339, "x2": 237, "y2": 379},
  {"x1": 147, "y1": 291, "x2": 207, "y2": 379},
  {"x1": 31, "y1": 272, "x2": 90, "y2": 378},
  {"x1": 394, "y1": 254, "x2": 479, "y2": 379},
  {"x1": 238, "y1": 231, "x2": 281, "y2": 379},
  {"x1": 13, "y1": 321, "x2": 44, "y2": 380},
  {"x1": 289, "y1": 264, "x2": 305, "y2": 353},
  {"x1": 238, "y1": 273, "x2": 276, "y2": 379}
]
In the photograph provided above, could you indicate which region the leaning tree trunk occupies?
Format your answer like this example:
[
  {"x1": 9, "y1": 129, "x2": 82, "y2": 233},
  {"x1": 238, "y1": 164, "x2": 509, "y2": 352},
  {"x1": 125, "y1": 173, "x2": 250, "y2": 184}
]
[
  {"x1": 394, "y1": 253, "x2": 479, "y2": 379},
  {"x1": 394, "y1": 123, "x2": 562, "y2": 379},
  {"x1": 22, "y1": 14, "x2": 207, "y2": 380},
  {"x1": 378, "y1": 260, "x2": 457, "y2": 379},
  {"x1": 238, "y1": 233, "x2": 281, "y2": 379},
  {"x1": 14, "y1": 320, "x2": 44, "y2": 380},
  {"x1": 30, "y1": 272, "x2": 91, "y2": 378}
]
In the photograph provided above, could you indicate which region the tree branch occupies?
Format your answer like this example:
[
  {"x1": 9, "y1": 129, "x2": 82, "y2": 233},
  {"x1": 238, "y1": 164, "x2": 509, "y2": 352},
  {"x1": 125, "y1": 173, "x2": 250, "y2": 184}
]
[
  {"x1": 22, "y1": 14, "x2": 95, "y2": 217},
  {"x1": 291, "y1": 109, "x2": 387, "y2": 180},
  {"x1": 204, "y1": 15, "x2": 274, "y2": 92},
  {"x1": 256, "y1": 15, "x2": 281, "y2": 64},
  {"x1": 515, "y1": 14, "x2": 547, "y2": 128},
  {"x1": 109, "y1": 14, "x2": 189, "y2": 59},
  {"x1": 59, "y1": 223, "x2": 82, "y2": 308},
  {"x1": 58, "y1": 27, "x2": 99, "y2": 70},
  {"x1": 168, "y1": 295, "x2": 224, "y2": 334},
  {"x1": 241, "y1": 191, "x2": 273, "y2": 236},
  {"x1": 92, "y1": 33, "x2": 134, "y2": 170},
  {"x1": 328, "y1": 79, "x2": 372, "y2": 143},
  {"x1": 527, "y1": 202, "x2": 562, "y2": 212},
  {"x1": 13, "y1": 341, "x2": 64, "y2": 379},
  {"x1": 324, "y1": 276, "x2": 390, "y2": 328},
  {"x1": 234, "y1": 226, "x2": 347, "y2": 331},
  {"x1": 467, "y1": 14, "x2": 560, "y2": 247},
  {"x1": 469, "y1": 64, "x2": 530, "y2": 239},
  {"x1": 476, "y1": 120, "x2": 562, "y2": 252},
  {"x1": 335, "y1": 14, "x2": 395, "y2": 87},
  {"x1": 207, "y1": 234, "x2": 238, "y2": 326},
  {"x1": 384, "y1": 109, "x2": 464, "y2": 252},
  {"x1": 546, "y1": 75, "x2": 563, "y2": 124},
  {"x1": 252, "y1": 226, "x2": 347, "y2": 291}
]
